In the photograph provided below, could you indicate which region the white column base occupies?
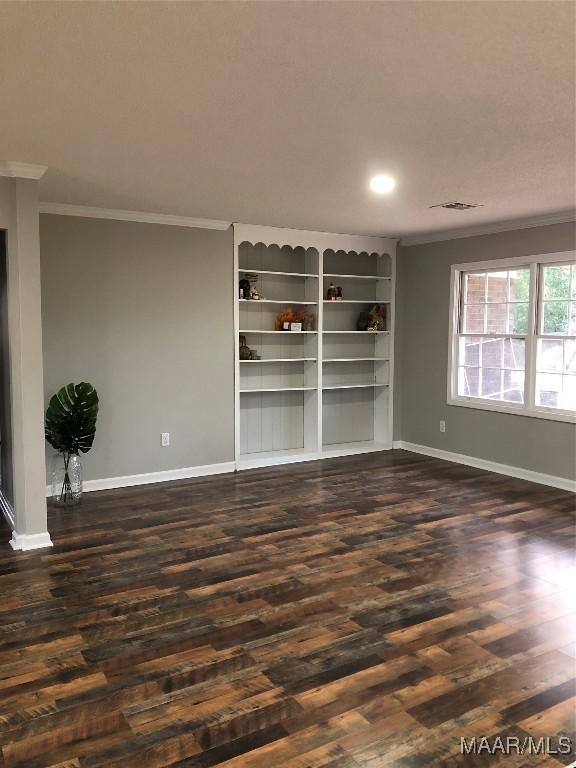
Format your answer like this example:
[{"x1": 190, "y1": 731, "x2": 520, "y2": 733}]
[{"x1": 10, "y1": 531, "x2": 53, "y2": 551}]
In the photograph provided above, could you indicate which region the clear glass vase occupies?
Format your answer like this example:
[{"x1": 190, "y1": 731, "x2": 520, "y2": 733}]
[{"x1": 51, "y1": 452, "x2": 82, "y2": 505}]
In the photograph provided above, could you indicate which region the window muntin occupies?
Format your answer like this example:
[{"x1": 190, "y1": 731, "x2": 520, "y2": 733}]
[{"x1": 450, "y1": 255, "x2": 575, "y2": 421}]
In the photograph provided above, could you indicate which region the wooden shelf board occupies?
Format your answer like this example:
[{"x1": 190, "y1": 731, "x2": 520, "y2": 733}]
[
  {"x1": 239, "y1": 329, "x2": 317, "y2": 334},
  {"x1": 321, "y1": 440, "x2": 390, "y2": 458},
  {"x1": 323, "y1": 299, "x2": 391, "y2": 304},
  {"x1": 324, "y1": 357, "x2": 390, "y2": 362},
  {"x1": 240, "y1": 268, "x2": 318, "y2": 278},
  {"x1": 322, "y1": 330, "x2": 390, "y2": 335},
  {"x1": 237, "y1": 448, "x2": 320, "y2": 470},
  {"x1": 324, "y1": 274, "x2": 392, "y2": 281},
  {"x1": 322, "y1": 383, "x2": 388, "y2": 390},
  {"x1": 240, "y1": 358, "x2": 317, "y2": 363},
  {"x1": 240, "y1": 386, "x2": 317, "y2": 393},
  {"x1": 240, "y1": 299, "x2": 317, "y2": 305}
]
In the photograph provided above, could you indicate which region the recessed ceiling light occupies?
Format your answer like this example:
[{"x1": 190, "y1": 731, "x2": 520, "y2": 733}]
[{"x1": 370, "y1": 174, "x2": 396, "y2": 194}]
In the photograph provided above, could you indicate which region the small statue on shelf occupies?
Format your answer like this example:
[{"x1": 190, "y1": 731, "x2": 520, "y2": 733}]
[
  {"x1": 302, "y1": 309, "x2": 315, "y2": 331},
  {"x1": 336, "y1": 286, "x2": 343, "y2": 301},
  {"x1": 366, "y1": 304, "x2": 386, "y2": 331},
  {"x1": 249, "y1": 285, "x2": 262, "y2": 300},
  {"x1": 240, "y1": 273, "x2": 264, "y2": 300},
  {"x1": 326, "y1": 282, "x2": 337, "y2": 301},
  {"x1": 357, "y1": 311, "x2": 369, "y2": 331},
  {"x1": 239, "y1": 278, "x2": 250, "y2": 299},
  {"x1": 357, "y1": 305, "x2": 386, "y2": 331},
  {"x1": 238, "y1": 335, "x2": 261, "y2": 360}
]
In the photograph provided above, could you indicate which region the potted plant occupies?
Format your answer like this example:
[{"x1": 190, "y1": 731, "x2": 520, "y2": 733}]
[{"x1": 45, "y1": 382, "x2": 99, "y2": 505}]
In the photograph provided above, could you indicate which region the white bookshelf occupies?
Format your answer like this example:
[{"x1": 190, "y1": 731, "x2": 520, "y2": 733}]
[{"x1": 234, "y1": 224, "x2": 396, "y2": 469}]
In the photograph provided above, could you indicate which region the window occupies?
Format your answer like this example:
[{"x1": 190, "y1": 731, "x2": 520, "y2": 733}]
[{"x1": 449, "y1": 252, "x2": 576, "y2": 422}]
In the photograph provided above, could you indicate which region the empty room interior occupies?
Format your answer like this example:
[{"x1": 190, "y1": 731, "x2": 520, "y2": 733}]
[{"x1": 0, "y1": 2, "x2": 575, "y2": 766}]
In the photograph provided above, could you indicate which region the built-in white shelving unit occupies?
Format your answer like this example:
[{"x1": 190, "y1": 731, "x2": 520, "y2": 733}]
[{"x1": 234, "y1": 224, "x2": 396, "y2": 470}]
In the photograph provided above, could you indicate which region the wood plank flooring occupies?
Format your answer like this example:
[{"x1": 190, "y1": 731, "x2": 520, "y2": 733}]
[{"x1": 0, "y1": 449, "x2": 574, "y2": 767}]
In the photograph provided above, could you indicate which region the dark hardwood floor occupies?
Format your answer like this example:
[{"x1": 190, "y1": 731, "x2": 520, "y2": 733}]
[{"x1": 0, "y1": 450, "x2": 575, "y2": 767}]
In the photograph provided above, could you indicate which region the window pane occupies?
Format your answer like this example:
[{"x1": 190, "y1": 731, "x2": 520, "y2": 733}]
[
  {"x1": 537, "y1": 339, "x2": 564, "y2": 373},
  {"x1": 509, "y1": 269, "x2": 530, "y2": 302},
  {"x1": 563, "y1": 376, "x2": 576, "y2": 410},
  {"x1": 543, "y1": 301, "x2": 569, "y2": 335},
  {"x1": 463, "y1": 273, "x2": 486, "y2": 305},
  {"x1": 503, "y1": 338, "x2": 525, "y2": 369},
  {"x1": 481, "y1": 368, "x2": 502, "y2": 400},
  {"x1": 460, "y1": 336, "x2": 480, "y2": 366},
  {"x1": 487, "y1": 271, "x2": 508, "y2": 303},
  {"x1": 502, "y1": 370, "x2": 524, "y2": 403},
  {"x1": 486, "y1": 304, "x2": 508, "y2": 334},
  {"x1": 463, "y1": 304, "x2": 485, "y2": 333},
  {"x1": 543, "y1": 265, "x2": 570, "y2": 299},
  {"x1": 536, "y1": 373, "x2": 576, "y2": 410},
  {"x1": 565, "y1": 340, "x2": 576, "y2": 374},
  {"x1": 455, "y1": 263, "x2": 575, "y2": 414},
  {"x1": 536, "y1": 373, "x2": 562, "y2": 407},
  {"x1": 481, "y1": 337, "x2": 502, "y2": 367},
  {"x1": 508, "y1": 302, "x2": 529, "y2": 334},
  {"x1": 458, "y1": 367, "x2": 479, "y2": 397}
]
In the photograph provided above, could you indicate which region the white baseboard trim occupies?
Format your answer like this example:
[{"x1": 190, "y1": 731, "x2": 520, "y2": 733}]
[
  {"x1": 10, "y1": 531, "x2": 53, "y2": 551},
  {"x1": 45, "y1": 461, "x2": 236, "y2": 496},
  {"x1": 393, "y1": 440, "x2": 576, "y2": 493}
]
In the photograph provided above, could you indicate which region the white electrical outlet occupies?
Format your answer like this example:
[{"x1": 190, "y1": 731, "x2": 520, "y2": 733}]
[
  {"x1": 439, "y1": 420, "x2": 446, "y2": 433},
  {"x1": 161, "y1": 432, "x2": 170, "y2": 447}
]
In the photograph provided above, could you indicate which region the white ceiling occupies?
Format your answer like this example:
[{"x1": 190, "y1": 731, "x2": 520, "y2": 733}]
[{"x1": 0, "y1": 1, "x2": 574, "y2": 238}]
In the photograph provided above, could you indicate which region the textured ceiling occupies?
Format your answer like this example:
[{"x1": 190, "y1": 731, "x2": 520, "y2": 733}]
[{"x1": 0, "y1": 1, "x2": 574, "y2": 237}]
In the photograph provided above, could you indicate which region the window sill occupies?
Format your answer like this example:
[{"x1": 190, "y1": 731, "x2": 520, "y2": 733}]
[{"x1": 447, "y1": 396, "x2": 576, "y2": 424}]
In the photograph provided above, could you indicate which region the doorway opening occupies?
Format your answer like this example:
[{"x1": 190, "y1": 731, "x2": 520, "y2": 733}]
[{"x1": 0, "y1": 230, "x2": 14, "y2": 525}]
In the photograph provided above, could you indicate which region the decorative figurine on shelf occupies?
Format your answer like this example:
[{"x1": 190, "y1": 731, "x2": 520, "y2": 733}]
[
  {"x1": 336, "y1": 286, "x2": 343, "y2": 301},
  {"x1": 326, "y1": 282, "x2": 337, "y2": 301},
  {"x1": 240, "y1": 273, "x2": 263, "y2": 300},
  {"x1": 357, "y1": 311, "x2": 369, "y2": 331},
  {"x1": 275, "y1": 307, "x2": 292, "y2": 331},
  {"x1": 367, "y1": 304, "x2": 387, "y2": 331},
  {"x1": 239, "y1": 334, "x2": 256, "y2": 360},
  {"x1": 275, "y1": 306, "x2": 314, "y2": 331},
  {"x1": 302, "y1": 309, "x2": 315, "y2": 331},
  {"x1": 357, "y1": 305, "x2": 386, "y2": 331},
  {"x1": 239, "y1": 278, "x2": 250, "y2": 300},
  {"x1": 249, "y1": 285, "x2": 262, "y2": 300}
]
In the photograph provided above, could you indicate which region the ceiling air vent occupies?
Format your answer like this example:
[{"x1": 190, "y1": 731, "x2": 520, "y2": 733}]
[{"x1": 429, "y1": 201, "x2": 483, "y2": 210}]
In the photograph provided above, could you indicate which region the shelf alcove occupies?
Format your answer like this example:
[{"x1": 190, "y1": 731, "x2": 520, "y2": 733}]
[{"x1": 234, "y1": 224, "x2": 396, "y2": 469}]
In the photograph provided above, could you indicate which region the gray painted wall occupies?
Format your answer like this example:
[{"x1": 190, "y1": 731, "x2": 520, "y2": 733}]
[
  {"x1": 396, "y1": 222, "x2": 576, "y2": 480},
  {"x1": 40, "y1": 215, "x2": 234, "y2": 482}
]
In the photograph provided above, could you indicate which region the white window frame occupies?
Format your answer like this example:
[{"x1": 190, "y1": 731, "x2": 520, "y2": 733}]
[{"x1": 448, "y1": 251, "x2": 576, "y2": 424}]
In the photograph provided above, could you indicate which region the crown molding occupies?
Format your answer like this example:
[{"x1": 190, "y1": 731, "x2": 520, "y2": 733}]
[
  {"x1": 39, "y1": 203, "x2": 231, "y2": 231},
  {"x1": 400, "y1": 210, "x2": 576, "y2": 247},
  {"x1": 0, "y1": 161, "x2": 48, "y2": 180}
]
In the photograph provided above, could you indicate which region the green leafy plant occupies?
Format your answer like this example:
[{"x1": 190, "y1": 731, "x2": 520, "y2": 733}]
[{"x1": 45, "y1": 382, "x2": 99, "y2": 502}]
